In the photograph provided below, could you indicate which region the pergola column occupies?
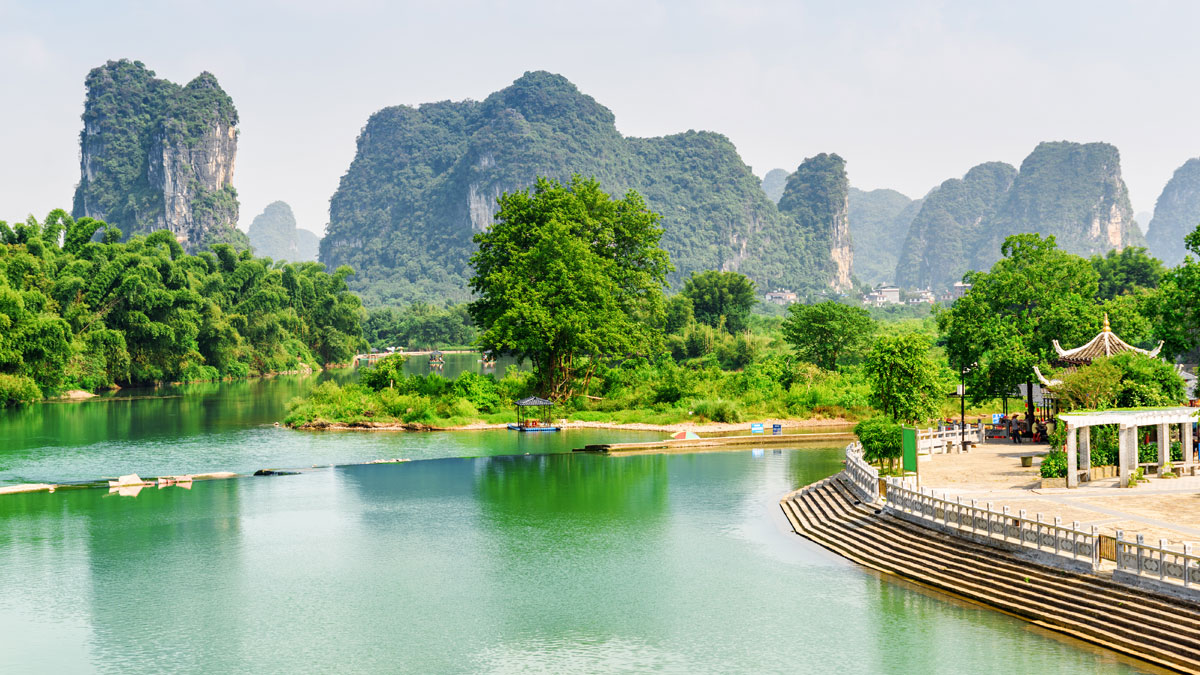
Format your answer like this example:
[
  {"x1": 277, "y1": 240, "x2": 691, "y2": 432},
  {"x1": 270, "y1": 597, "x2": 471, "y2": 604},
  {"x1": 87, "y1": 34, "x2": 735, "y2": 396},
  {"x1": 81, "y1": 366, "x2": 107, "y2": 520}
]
[
  {"x1": 1119, "y1": 424, "x2": 1133, "y2": 487},
  {"x1": 1158, "y1": 422, "x2": 1170, "y2": 472},
  {"x1": 1185, "y1": 420, "x2": 1195, "y2": 469},
  {"x1": 1079, "y1": 426, "x2": 1091, "y2": 472},
  {"x1": 1066, "y1": 424, "x2": 1078, "y2": 488}
]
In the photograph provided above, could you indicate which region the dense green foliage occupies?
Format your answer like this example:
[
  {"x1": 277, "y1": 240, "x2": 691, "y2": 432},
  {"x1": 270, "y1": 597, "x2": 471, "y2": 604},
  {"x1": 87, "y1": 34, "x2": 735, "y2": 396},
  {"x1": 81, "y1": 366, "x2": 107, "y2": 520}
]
[
  {"x1": 939, "y1": 234, "x2": 1103, "y2": 416},
  {"x1": 247, "y1": 201, "x2": 320, "y2": 262},
  {"x1": 895, "y1": 162, "x2": 1016, "y2": 290},
  {"x1": 782, "y1": 301, "x2": 875, "y2": 370},
  {"x1": 71, "y1": 60, "x2": 246, "y2": 251},
  {"x1": 363, "y1": 303, "x2": 476, "y2": 350},
  {"x1": 1091, "y1": 246, "x2": 1163, "y2": 300},
  {"x1": 0, "y1": 209, "x2": 365, "y2": 405},
  {"x1": 681, "y1": 271, "x2": 757, "y2": 334},
  {"x1": 1150, "y1": 224, "x2": 1200, "y2": 360},
  {"x1": 322, "y1": 71, "x2": 840, "y2": 305},
  {"x1": 848, "y1": 187, "x2": 921, "y2": 286},
  {"x1": 855, "y1": 416, "x2": 902, "y2": 468},
  {"x1": 863, "y1": 333, "x2": 946, "y2": 423},
  {"x1": 1052, "y1": 353, "x2": 1184, "y2": 410},
  {"x1": 468, "y1": 176, "x2": 670, "y2": 398},
  {"x1": 1146, "y1": 158, "x2": 1200, "y2": 267}
]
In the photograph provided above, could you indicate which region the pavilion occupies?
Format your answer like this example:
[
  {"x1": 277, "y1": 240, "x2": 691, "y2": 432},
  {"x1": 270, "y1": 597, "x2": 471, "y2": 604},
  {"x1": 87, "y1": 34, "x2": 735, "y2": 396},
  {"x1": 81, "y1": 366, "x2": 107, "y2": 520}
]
[
  {"x1": 1033, "y1": 313, "x2": 1163, "y2": 388},
  {"x1": 1059, "y1": 408, "x2": 1196, "y2": 487}
]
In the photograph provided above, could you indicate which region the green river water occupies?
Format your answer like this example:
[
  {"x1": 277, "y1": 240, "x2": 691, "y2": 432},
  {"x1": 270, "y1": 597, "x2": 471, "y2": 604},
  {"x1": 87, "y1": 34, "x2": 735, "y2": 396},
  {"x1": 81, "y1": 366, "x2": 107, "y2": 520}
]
[{"x1": 0, "y1": 372, "x2": 1156, "y2": 673}]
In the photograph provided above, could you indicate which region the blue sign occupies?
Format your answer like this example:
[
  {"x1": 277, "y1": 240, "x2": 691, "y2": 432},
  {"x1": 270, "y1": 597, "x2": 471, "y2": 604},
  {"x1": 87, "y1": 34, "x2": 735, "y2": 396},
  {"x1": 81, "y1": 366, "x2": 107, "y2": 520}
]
[
  {"x1": 992, "y1": 413, "x2": 1002, "y2": 424},
  {"x1": 750, "y1": 423, "x2": 764, "y2": 434},
  {"x1": 772, "y1": 424, "x2": 782, "y2": 435}
]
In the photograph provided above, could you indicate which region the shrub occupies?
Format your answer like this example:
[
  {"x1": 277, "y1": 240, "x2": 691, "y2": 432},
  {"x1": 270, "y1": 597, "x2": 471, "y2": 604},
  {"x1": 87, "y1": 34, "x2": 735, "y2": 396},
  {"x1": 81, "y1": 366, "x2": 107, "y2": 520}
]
[
  {"x1": 0, "y1": 373, "x2": 42, "y2": 406},
  {"x1": 360, "y1": 354, "x2": 408, "y2": 391},
  {"x1": 1040, "y1": 450, "x2": 1067, "y2": 478},
  {"x1": 854, "y1": 416, "x2": 902, "y2": 468},
  {"x1": 692, "y1": 399, "x2": 741, "y2": 423},
  {"x1": 452, "y1": 371, "x2": 501, "y2": 413}
]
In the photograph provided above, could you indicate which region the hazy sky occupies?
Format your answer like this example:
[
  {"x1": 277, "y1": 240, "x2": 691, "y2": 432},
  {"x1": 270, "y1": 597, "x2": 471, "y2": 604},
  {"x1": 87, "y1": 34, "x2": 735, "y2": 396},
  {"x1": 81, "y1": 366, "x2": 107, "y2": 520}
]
[{"x1": 3, "y1": 0, "x2": 1199, "y2": 236}]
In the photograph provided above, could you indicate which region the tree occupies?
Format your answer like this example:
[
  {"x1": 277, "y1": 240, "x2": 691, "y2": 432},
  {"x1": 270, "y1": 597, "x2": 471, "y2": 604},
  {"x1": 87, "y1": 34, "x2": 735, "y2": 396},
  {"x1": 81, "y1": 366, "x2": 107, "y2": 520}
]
[
  {"x1": 681, "y1": 270, "x2": 757, "y2": 333},
  {"x1": 781, "y1": 301, "x2": 874, "y2": 370},
  {"x1": 1091, "y1": 246, "x2": 1164, "y2": 300},
  {"x1": 863, "y1": 333, "x2": 944, "y2": 423},
  {"x1": 937, "y1": 233, "x2": 1100, "y2": 421},
  {"x1": 468, "y1": 176, "x2": 671, "y2": 399},
  {"x1": 1052, "y1": 352, "x2": 1184, "y2": 411},
  {"x1": 1151, "y1": 225, "x2": 1200, "y2": 360},
  {"x1": 664, "y1": 294, "x2": 694, "y2": 335},
  {"x1": 854, "y1": 416, "x2": 902, "y2": 470}
]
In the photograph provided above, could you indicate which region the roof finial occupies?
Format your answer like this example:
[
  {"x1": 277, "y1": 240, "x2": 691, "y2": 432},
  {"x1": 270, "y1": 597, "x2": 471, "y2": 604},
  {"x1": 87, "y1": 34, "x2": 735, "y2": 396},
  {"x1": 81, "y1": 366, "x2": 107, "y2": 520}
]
[{"x1": 1103, "y1": 313, "x2": 1111, "y2": 332}]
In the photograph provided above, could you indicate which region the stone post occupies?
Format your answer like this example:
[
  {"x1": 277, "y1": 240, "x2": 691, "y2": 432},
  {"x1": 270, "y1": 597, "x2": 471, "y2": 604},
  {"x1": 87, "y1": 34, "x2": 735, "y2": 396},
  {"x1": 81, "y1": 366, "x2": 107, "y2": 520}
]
[
  {"x1": 1119, "y1": 424, "x2": 1132, "y2": 488},
  {"x1": 1079, "y1": 425, "x2": 1091, "y2": 473},
  {"x1": 1185, "y1": 419, "x2": 1195, "y2": 469},
  {"x1": 1066, "y1": 424, "x2": 1078, "y2": 488},
  {"x1": 1159, "y1": 422, "x2": 1170, "y2": 473}
]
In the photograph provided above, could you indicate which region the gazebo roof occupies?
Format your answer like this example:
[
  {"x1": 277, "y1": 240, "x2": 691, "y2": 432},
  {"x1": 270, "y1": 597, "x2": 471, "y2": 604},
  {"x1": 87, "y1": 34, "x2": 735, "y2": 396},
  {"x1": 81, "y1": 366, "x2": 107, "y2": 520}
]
[
  {"x1": 514, "y1": 396, "x2": 554, "y2": 407},
  {"x1": 1052, "y1": 314, "x2": 1162, "y2": 363}
]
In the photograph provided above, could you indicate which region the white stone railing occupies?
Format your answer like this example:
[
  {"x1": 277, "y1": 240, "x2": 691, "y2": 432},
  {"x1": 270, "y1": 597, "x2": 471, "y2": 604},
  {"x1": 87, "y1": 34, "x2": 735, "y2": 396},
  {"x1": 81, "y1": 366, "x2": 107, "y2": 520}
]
[
  {"x1": 1114, "y1": 531, "x2": 1200, "y2": 593},
  {"x1": 883, "y1": 478, "x2": 1100, "y2": 571},
  {"x1": 843, "y1": 442, "x2": 880, "y2": 503},
  {"x1": 918, "y1": 424, "x2": 984, "y2": 454}
]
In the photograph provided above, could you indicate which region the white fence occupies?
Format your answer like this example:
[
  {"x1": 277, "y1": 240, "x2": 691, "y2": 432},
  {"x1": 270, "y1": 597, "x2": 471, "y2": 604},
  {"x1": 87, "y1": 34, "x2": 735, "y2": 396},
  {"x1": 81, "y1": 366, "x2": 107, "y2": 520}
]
[
  {"x1": 918, "y1": 424, "x2": 984, "y2": 454},
  {"x1": 843, "y1": 443, "x2": 880, "y2": 503},
  {"x1": 1115, "y1": 531, "x2": 1200, "y2": 592},
  {"x1": 882, "y1": 478, "x2": 1100, "y2": 570}
]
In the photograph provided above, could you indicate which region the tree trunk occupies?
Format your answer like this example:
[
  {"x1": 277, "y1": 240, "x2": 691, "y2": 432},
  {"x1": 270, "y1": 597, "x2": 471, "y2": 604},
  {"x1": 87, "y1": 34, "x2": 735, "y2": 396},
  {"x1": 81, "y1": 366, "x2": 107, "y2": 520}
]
[{"x1": 1026, "y1": 379, "x2": 1036, "y2": 423}]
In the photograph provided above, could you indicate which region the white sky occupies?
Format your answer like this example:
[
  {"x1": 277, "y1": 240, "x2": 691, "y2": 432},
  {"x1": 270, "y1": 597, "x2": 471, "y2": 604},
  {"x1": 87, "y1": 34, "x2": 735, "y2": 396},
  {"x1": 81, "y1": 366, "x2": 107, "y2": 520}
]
[{"x1": 2, "y1": 0, "x2": 1198, "y2": 236}]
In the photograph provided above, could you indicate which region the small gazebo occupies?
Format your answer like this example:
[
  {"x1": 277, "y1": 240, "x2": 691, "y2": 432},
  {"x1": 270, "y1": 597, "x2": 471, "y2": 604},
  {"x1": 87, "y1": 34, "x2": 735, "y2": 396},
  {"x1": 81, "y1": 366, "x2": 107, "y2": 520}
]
[
  {"x1": 1034, "y1": 314, "x2": 1163, "y2": 388},
  {"x1": 509, "y1": 396, "x2": 558, "y2": 432}
]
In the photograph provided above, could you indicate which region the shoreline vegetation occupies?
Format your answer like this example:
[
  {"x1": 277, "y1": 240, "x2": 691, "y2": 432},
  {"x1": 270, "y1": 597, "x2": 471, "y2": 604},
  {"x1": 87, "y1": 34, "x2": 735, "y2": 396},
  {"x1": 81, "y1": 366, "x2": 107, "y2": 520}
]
[{"x1": 289, "y1": 416, "x2": 857, "y2": 434}]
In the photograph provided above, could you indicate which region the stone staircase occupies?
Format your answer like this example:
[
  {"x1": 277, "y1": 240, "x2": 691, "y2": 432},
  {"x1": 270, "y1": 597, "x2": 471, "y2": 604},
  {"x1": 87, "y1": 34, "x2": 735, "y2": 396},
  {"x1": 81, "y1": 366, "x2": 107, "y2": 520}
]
[{"x1": 781, "y1": 475, "x2": 1200, "y2": 674}]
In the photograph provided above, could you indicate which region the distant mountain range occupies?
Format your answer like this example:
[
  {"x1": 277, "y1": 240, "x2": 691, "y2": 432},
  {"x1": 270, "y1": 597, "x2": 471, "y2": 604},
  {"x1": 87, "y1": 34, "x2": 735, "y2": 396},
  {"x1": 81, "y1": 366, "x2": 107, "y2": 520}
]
[{"x1": 69, "y1": 62, "x2": 1200, "y2": 302}]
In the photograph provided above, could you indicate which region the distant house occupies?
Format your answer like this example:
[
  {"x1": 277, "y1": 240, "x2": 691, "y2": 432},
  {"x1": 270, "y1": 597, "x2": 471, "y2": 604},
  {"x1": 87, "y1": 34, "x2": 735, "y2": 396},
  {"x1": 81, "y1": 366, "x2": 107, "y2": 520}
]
[
  {"x1": 765, "y1": 288, "x2": 798, "y2": 305},
  {"x1": 951, "y1": 281, "x2": 972, "y2": 300},
  {"x1": 908, "y1": 289, "x2": 936, "y2": 305},
  {"x1": 862, "y1": 285, "x2": 901, "y2": 306}
]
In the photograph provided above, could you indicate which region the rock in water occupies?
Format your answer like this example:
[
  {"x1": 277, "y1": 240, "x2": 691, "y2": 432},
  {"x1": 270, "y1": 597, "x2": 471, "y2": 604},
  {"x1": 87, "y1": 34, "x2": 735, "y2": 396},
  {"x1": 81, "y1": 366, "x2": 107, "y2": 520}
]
[
  {"x1": 1146, "y1": 158, "x2": 1200, "y2": 267},
  {"x1": 321, "y1": 71, "x2": 843, "y2": 305},
  {"x1": 247, "y1": 201, "x2": 320, "y2": 262},
  {"x1": 72, "y1": 59, "x2": 245, "y2": 253}
]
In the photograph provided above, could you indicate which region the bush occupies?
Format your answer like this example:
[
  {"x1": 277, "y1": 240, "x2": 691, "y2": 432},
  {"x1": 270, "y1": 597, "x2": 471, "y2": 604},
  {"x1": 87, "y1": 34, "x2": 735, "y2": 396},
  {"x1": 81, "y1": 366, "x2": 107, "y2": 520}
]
[
  {"x1": 854, "y1": 416, "x2": 901, "y2": 467},
  {"x1": 0, "y1": 373, "x2": 42, "y2": 406},
  {"x1": 692, "y1": 399, "x2": 741, "y2": 423},
  {"x1": 360, "y1": 354, "x2": 408, "y2": 391},
  {"x1": 452, "y1": 371, "x2": 501, "y2": 413},
  {"x1": 1040, "y1": 450, "x2": 1067, "y2": 478}
]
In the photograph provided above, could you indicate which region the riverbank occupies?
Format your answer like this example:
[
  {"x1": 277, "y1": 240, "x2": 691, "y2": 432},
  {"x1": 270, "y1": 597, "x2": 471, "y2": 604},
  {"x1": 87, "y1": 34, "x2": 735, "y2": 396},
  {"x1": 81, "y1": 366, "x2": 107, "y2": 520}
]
[
  {"x1": 291, "y1": 416, "x2": 855, "y2": 434},
  {"x1": 783, "y1": 475, "x2": 1200, "y2": 673}
]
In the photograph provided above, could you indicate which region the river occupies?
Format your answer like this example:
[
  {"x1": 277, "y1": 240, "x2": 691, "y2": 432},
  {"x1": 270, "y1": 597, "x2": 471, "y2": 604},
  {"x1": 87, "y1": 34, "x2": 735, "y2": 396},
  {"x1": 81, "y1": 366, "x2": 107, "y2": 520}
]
[{"x1": 0, "y1": 374, "x2": 1155, "y2": 673}]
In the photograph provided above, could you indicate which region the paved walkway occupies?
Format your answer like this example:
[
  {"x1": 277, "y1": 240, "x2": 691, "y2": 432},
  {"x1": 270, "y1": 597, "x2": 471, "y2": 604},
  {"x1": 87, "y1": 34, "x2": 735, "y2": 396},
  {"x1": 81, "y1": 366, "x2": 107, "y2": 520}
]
[{"x1": 917, "y1": 441, "x2": 1200, "y2": 547}]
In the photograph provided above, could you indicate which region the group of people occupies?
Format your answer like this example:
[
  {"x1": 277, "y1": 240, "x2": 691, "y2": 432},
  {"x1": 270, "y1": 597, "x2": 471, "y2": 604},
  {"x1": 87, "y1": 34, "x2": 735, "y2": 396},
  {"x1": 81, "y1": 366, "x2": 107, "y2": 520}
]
[{"x1": 996, "y1": 413, "x2": 1047, "y2": 444}]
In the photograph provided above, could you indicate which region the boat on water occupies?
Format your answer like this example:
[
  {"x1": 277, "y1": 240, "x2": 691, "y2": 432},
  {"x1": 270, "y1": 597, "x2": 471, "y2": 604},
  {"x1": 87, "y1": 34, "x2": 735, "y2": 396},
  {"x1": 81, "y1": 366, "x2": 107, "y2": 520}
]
[{"x1": 507, "y1": 423, "x2": 560, "y2": 433}]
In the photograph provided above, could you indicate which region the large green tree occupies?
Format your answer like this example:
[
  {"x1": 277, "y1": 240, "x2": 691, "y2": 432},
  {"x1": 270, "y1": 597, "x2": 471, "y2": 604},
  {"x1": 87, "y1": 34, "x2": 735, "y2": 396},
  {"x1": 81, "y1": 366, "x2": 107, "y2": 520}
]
[
  {"x1": 0, "y1": 209, "x2": 366, "y2": 405},
  {"x1": 1091, "y1": 246, "x2": 1164, "y2": 300},
  {"x1": 468, "y1": 176, "x2": 671, "y2": 398},
  {"x1": 681, "y1": 270, "x2": 757, "y2": 333},
  {"x1": 863, "y1": 333, "x2": 945, "y2": 423},
  {"x1": 781, "y1": 301, "x2": 874, "y2": 370},
  {"x1": 1151, "y1": 225, "x2": 1200, "y2": 360},
  {"x1": 938, "y1": 233, "x2": 1101, "y2": 420}
]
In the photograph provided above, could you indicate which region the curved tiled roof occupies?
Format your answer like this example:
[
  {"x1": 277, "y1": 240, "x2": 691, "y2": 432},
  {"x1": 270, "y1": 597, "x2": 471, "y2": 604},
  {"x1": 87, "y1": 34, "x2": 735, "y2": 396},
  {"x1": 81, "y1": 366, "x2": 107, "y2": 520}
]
[{"x1": 1052, "y1": 314, "x2": 1163, "y2": 363}]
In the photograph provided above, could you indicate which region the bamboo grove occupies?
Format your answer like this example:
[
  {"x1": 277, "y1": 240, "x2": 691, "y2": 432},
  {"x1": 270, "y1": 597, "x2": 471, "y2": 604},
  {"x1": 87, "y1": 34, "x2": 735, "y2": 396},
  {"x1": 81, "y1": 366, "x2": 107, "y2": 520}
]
[{"x1": 0, "y1": 210, "x2": 365, "y2": 405}]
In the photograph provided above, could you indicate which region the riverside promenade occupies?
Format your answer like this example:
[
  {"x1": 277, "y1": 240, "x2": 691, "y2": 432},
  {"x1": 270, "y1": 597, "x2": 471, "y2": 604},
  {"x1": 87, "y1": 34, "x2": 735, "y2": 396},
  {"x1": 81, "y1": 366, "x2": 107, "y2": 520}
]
[{"x1": 783, "y1": 436, "x2": 1200, "y2": 673}]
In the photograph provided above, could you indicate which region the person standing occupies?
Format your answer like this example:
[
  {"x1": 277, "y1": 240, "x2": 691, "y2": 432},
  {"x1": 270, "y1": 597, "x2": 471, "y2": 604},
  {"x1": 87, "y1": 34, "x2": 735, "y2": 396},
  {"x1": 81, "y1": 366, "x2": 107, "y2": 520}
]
[{"x1": 1009, "y1": 413, "x2": 1022, "y2": 444}]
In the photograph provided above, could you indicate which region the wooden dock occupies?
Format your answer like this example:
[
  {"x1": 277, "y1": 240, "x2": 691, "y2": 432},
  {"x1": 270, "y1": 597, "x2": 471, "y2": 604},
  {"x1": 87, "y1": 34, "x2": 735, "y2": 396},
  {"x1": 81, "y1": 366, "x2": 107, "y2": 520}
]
[
  {"x1": 575, "y1": 431, "x2": 854, "y2": 453},
  {"x1": 782, "y1": 475, "x2": 1200, "y2": 674}
]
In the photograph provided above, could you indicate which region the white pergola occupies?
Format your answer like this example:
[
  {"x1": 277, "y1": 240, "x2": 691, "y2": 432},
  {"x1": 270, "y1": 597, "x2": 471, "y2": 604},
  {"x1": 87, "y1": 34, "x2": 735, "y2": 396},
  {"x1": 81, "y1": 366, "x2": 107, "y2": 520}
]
[{"x1": 1058, "y1": 408, "x2": 1197, "y2": 488}]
